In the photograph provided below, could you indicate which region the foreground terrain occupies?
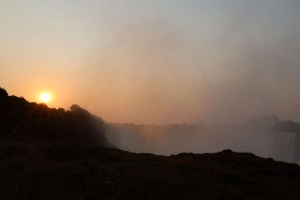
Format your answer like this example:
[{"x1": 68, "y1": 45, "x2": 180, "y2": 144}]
[{"x1": 1, "y1": 135, "x2": 300, "y2": 200}]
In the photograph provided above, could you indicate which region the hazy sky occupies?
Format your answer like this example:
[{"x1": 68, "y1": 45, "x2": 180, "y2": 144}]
[{"x1": 1, "y1": 0, "x2": 300, "y2": 124}]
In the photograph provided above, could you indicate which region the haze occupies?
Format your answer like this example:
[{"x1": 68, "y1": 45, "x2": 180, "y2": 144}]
[{"x1": 1, "y1": 0, "x2": 300, "y2": 125}]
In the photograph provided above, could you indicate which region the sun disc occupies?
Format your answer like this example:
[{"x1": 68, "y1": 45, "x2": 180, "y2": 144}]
[{"x1": 40, "y1": 93, "x2": 51, "y2": 103}]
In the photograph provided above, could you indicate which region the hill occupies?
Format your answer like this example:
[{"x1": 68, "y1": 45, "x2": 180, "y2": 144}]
[
  {"x1": 1, "y1": 136, "x2": 300, "y2": 200},
  {"x1": 1, "y1": 87, "x2": 300, "y2": 199}
]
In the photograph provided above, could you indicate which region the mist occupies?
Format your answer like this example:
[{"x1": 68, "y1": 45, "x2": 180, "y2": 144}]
[
  {"x1": 2, "y1": 2, "x2": 300, "y2": 198},
  {"x1": 75, "y1": 10, "x2": 300, "y2": 125},
  {"x1": 1, "y1": 1, "x2": 300, "y2": 125},
  {"x1": 95, "y1": 7, "x2": 300, "y2": 163},
  {"x1": 104, "y1": 118, "x2": 300, "y2": 165},
  {"x1": 2, "y1": 1, "x2": 300, "y2": 161}
]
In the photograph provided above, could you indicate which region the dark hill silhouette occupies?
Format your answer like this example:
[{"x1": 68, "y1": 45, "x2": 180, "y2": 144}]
[
  {"x1": 1, "y1": 138, "x2": 300, "y2": 200},
  {"x1": 1, "y1": 87, "x2": 300, "y2": 199},
  {"x1": 0, "y1": 87, "x2": 108, "y2": 146}
]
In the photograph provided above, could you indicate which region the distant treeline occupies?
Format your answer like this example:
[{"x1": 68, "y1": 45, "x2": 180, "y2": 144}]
[
  {"x1": 105, "y1": 117, "x2": 300, "y2": 154},
  {"x1": 1, "y1": 86, "x2": 299, "y2": 147},
  {"x1": 108, "y1": 114, "x2": 300, "y2": 137},
  {"x1": 248, "y1": 115, "x2": 300, "y2": 133},
  {"x1": 0, "y1": 87, "x2": 108, "y2": 146}
]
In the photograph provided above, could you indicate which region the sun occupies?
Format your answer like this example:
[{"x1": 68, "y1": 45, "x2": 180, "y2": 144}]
[{"x1": 40, "y1": 92, "x2": 51, "y2": 103}]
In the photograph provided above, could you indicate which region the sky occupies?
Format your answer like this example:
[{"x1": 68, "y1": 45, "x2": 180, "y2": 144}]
[{"x1": 1, "y1": 0, "x2": 300, "y2": 125}]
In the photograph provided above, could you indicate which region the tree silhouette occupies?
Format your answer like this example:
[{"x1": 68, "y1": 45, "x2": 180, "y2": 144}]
[
  {"x1": 0, "y1": 87, "x2": 8, "y2": 98},
  {"x1": 0, "y1": 87, "x2": 109, "y2": 146}
]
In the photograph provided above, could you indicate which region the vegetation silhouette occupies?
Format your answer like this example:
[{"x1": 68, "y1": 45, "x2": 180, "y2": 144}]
[
  {"x1": 1, "y1": 87, "x2": 300, "y2": 199},
  {"x1": 249, "y1": 115, "x2": 300, "y2": 133},
  {"x1": 0, "y1": 87, "x2": 108, "y2": 146}
]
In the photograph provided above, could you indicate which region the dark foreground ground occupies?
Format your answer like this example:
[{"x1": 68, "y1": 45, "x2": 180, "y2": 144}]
[{"x1": 1, "y1": 135, "x2": 300, "y2": 200}]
